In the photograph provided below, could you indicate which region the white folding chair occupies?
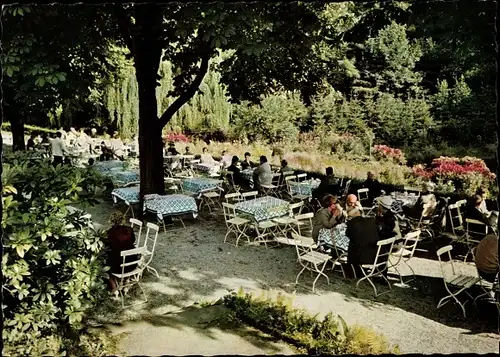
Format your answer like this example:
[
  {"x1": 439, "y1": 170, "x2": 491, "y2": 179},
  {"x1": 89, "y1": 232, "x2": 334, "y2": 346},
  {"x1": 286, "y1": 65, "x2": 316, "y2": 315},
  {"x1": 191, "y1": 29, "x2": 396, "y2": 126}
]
[
  {"x1": 404, "y1": 186, "x2": 421, "y2": 197},
  {"x1": 447, "y1": 203, "x2": 465, "y2": 242},
  {"x1": 112, "y1": 246, "x2": 148, "y2": 309},
  {"x1": 389, "y1": 230, "x2": 421, "y2": 284},
  {"x1": 141, "y1": 222, "x2": 160, "y2": 278},
  {"x1": 341, "y1": 180, "x2": 352, "y2": 199},
  {"x1": 456, "y1": 199, "x2": 467, "y2": 207},
  {"x1": 241, "y1": 191, "x2": 258, "y2": 201},
  {"x1": 273, "y1": 201, "x2": 304, "y2": 238},
  {"x1": 357, "y1": 188, "x2": 370, "y2": 207},
  {"x1": 293, "y1": 212, "x2": 314, "y2": 237},
  {"x1": 284, "y1": 175, "x2": 297, "y2": 195},
  {"x1": 130, "y1": 218, "x2": 144, "y2": 248},
  {"x1": 112, "y1": 192, "x2": 137, "y2": 218},
  {"x1": 199, "y1": 188, "x2": 222, "y2": 214},
  {"x1": 222, "y1": 203, "x2": 250, "y2": 246},
  {"x1": 292, "y1": 233, "x2": 331, "y2": 292},
  {"x1": 296, "y1": 173, "x2": 307, "y2": 182},
  {"x1": 329, "y1": 231, "x2": 348, "y2": 279},
  {"x1": 463, "y1": 218, "x2": 488, "y2": 262},
  {"x1": 224, "y1": 192, "x2": 242, "y2": 204},
  {"x1": 436, "y1": 245, "x2": 480, "y2": 318},
  {"x1": 356, "y1": 237, "x2": 396, "y2": 297}
]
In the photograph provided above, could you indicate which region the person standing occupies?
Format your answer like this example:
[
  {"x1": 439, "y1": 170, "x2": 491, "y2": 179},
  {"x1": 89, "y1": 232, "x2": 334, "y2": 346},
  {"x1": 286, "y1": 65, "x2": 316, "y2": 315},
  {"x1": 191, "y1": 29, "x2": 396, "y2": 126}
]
[{"x1": 51, "y1": 132, "x2": 67, "y2": 166}]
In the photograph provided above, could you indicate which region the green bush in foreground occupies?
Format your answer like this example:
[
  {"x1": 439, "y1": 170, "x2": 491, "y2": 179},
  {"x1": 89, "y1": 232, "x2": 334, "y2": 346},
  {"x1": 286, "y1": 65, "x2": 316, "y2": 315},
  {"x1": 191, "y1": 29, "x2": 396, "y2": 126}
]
[
  {"x1": 221, "y1": 289, "x2": 400, "y2": 355},
  {"x1": 2, "y1": 153, "x2": 116, "y2": 356}
]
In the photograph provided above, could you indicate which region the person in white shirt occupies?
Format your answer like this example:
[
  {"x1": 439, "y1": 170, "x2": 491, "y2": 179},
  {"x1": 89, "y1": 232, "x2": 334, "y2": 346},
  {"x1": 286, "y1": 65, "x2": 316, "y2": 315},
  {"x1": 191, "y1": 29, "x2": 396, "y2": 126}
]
[
  {"x1": 200, "y1": 147, "x2": 217, "y2": 166},
  {"x1": 220, "y1": 150, "x2": 232, "y2": 169},
  {"x1": 253, "y1": 155, "x2": 273, "y2": 192},
  {"x1": 109, "y1": 131, "x2": 125, "y2": 159},
  {"x1": 51, "y1": 132, "x2": 67, "y2": 166}
]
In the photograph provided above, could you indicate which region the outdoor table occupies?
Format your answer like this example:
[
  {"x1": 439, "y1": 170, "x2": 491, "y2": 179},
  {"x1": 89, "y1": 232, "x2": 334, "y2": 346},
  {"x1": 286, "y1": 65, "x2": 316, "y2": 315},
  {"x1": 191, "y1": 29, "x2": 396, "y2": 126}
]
[
  {"x1": 182, "y1": 177, "x2": 223, "y2": 195},
  {"x1": 195, "y1": 163, "x2": 220, "y2": 174},
  {"x1": 94, "y1": 160, "x2": 125, "y2": 173},
  {"x1": 241, "y1": 168, "x2": 255, "y2": 182},
  {"x1": 289, "y1": 179, "x2": 321, "y2": 197},
  {"x1": 377, "y1": 194, "x2": 419, "y2": 214},
  {"x1": 111, "y1": 186, "x2": 140, "y2": 204},
  {"x1": 109, "y1": 170, "x2": 140, "y2": 185},
  {"x1": 319, "y1": 223, "x2": 349, "y2": 252},
  {"x1": 234, "y1": 196, "x2": 290, "y2": 222},
  {"x1": 143, "y1": 194, "x2": 198, "y2": 224}
]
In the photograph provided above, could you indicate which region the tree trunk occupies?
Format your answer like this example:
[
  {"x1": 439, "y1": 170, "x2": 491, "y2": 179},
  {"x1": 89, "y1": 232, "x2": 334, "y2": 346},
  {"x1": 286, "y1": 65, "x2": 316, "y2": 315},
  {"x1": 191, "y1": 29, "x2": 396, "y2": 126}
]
[
  {"x1": 10, "y1": 117, "x2": 26, "y2": 152},
  {"x1": 133, "y1": 5, "x2": 165, "y2": 199}
]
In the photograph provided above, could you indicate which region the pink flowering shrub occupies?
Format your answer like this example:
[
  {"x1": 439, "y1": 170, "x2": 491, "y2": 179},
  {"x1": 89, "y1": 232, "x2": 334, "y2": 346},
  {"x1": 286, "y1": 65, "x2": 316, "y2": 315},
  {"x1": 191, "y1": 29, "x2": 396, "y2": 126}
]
[
  {"x1": 373, "y1": 145, "x2": 406, "y2": 165},
  {"x1": 164, "y1": 132, "x2": 190, "y2": 143}
]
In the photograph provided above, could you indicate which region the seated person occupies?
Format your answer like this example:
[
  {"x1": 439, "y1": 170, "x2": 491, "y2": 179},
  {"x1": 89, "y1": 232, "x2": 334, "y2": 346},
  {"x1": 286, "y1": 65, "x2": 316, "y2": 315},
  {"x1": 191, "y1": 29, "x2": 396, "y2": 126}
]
[
  {"x1": 312, "y1": 167, "x2": 341, "y2": 200},
  {"x1": 280, "y1": 159, "x2": 294, "y2": 174},
  {"x1": 476, "y1": 188, "x2": 499, "y2": 220},
  {"x1": 465, "y1": 195, "x2": 490, "y2": 224},
  {"x1": 346, "y1": 209, "x2": 386, "y2": 277},
  {"x1": 166, "y1": 142, "x2": 179, "y2": 156},
  {"x1": 312, "y1": 194, "x2": 344, "y2": 244},
  {"x1": 200, "y1": 147, "x2": 217, "y2": 166},
  {"x1": 220, "y1": 150, "x2": 232, "y2": 169},
  {"x1": 227, "y1": 156, "x2": 250, "y2": 188},
  {"x1": 109, "y1": 131, "x2": 125, "y2": 159},
  {"x1": 185, "y1": 146, "x2": 192, "y2": 156},
  {"x1": 344, "y1": 194, "x2": 363, "y2": 219},
  {"x1": 100, "y1": 141, "x2": 114, "y2": 161},
  {"x1": 376, "y1": 196, "x2": 402, "y2": 241},
  {"x1": 105, "y1": 213, "x2": 138, "y2": 297},
  {"x1": 402, "y1": 182, "x2": 437, "y2": 220},
  {"x1": 252, "y1": 155, "x2": 273, "y2": 192},
  {"x1": 474, "y1": 233, "x2": 498, "y2": 286},
  {"x1": 362, "y1": 172, "x2": 382, "y2": 205},
  {"x1": 27, "y1": 132, "x2": 38, "y2": 150},
  {"x1": 241, "y1": 152, "x2": 254, "y2": 170}
]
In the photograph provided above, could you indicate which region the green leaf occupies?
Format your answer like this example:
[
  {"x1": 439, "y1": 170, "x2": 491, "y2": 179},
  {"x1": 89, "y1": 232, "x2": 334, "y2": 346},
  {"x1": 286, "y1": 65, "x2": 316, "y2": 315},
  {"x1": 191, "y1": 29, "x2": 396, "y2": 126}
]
[{"x1": 6, "y1": 68, "x2": 14, "y2": 77}]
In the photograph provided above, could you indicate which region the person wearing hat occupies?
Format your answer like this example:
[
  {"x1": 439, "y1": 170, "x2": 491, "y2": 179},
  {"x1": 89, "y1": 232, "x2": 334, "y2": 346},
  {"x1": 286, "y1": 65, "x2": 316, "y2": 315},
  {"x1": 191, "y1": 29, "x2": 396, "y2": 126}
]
[
  {"x1": 376, "y1": 196, "x2": 402, "y2": 241},
  {"x1": 402, "y1": 182, "x2": 437, "y2": 220}
]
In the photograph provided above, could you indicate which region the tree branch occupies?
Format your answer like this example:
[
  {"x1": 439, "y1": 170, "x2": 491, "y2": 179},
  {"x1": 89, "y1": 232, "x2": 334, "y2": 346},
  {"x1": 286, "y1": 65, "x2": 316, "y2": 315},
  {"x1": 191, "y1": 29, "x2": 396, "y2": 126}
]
[
  {"x1": 114, "y1": 4, "x2": 135, "y2": 58},
  {"x1": 159, "y1": 52, "x2": 211, "y2": 128}
]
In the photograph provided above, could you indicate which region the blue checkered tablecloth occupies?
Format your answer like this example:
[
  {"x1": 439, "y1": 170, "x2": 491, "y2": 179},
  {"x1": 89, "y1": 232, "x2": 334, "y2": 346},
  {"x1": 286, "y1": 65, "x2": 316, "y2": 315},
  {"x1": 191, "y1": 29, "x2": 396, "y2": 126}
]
[
  {"x1": 111, "y1": 187, "x2": 140, "y2": 204},
  {"x1": 94, "y1": 160, "x2": 125, "y2": 173},
  {"x1": 241, "y1": 168, "x2": 255, "y2": 182},
  {"x1": 195, "y1": 163, "x2": 219, "y2": 173},
  {"x1": 318, "y1": 223, "x2": 349, "y2": 252},
  {"x1": 182, "y1": 178, "x2": 222, "y2": 194},
  {"x1": 235, "y1": 196, "x2": 290, "y2": 222},
  {"x1": 378, "y1": 195, "x2": 419, "y2": 214},
  {"x1": 144, "y1": 194, "x2": 198, "y2": 221},
  {"x1": 110, "y1": 170, "x2": 140, "y2": 185},
  {"x1": 289, "y1": 179, "x2": 321, "y2": 196}
]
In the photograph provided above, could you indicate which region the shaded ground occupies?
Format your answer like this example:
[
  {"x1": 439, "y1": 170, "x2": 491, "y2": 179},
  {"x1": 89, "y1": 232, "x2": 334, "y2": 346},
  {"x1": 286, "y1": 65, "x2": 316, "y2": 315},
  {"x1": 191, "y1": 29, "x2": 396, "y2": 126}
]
[{"x1": 83, "y1": 195, "x2": 499, "y2": 354}]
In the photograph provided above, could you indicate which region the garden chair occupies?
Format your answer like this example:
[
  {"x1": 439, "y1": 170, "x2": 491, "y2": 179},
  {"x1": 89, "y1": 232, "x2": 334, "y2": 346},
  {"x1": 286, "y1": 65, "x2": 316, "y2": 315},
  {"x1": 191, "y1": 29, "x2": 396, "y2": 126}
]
[
  {"x1": 293, "y1": 212, "x2": 314, "y2": 237},
  {"x1": 199, "y1": 187, "x2": 223, "y2": 214},
  {"x1": 292, "y1": 233, "x2": 331, "y2": 292},
  {"x1": 222, "y1": 203, "x2": 251, "y2": 246},
  {"x1": 403, "y1": 186, "x2": 421, "y2": 197},
  {"x1": 356, "y1": 188, "x2": 375, "y2": 216},
  {"x1": 341, "y1": 180, "x2": 352, "y2": 200},
  {"x1": 356, "y1": 237, "x2": 396, "y2": 297},
  {"x1": 224, "y1": 192, "x2": 242, "y2": 204},
  {"x1": 249, "y1": 218, "x2": 279, "y2": 249},
  {"x1": 130, "y1": 218, "x2": 144, "y2": 248},
  {"x1": 261, "y1": 176, "x2": 280, "y2": 197},
  {"x1": 112, "y1": 246, "x2": 148, "y2": 309},
  {"x1": 296, "y1": 173, "x2": 307, "y2": 182},
  {"x1": 470, "y1": 247, "x2": 499, "y2": 311},
  {"x1": 463, "y1": 218, "x2": 488, "y2": 262},
  {"x1": 111, "y1": 192, "x2": 137, "y2": 218},
  {"x1": 388, "y1": 230, "x2": 421, "y2": 285},
  {"x1": 456, "y1": 199, "x2": 467, "y2": 207},
  {"x1": 446, "y1": 203, "x2": 465, "y2": 243},
  {"x1": 225, "y1": 171, "x2": 241, "y2": 194},
  {"x1": 273, "y1": 201, "x2": 304, "y2": 238},
  {"x1": 142, "y1": 222, "x2": 160, "y2": 278},
  {"x1": 241, "y1": 191, "x2": 258, "y2": 201},
  {"x1": 328, "y1": 231, "x2": 348, "y2": 279},
  {"x1": 284, "y1": 175, "x2": 297, "y2": 195},
  {"x1": 436, "y1": 245, "x2": 479, "y2": 318}
]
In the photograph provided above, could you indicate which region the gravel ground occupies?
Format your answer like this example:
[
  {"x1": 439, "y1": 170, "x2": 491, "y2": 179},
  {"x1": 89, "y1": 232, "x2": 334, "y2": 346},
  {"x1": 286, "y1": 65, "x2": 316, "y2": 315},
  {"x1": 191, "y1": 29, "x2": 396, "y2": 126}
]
[{"x1": 85, "y1": 197, "x2": 499, "y2": 354}]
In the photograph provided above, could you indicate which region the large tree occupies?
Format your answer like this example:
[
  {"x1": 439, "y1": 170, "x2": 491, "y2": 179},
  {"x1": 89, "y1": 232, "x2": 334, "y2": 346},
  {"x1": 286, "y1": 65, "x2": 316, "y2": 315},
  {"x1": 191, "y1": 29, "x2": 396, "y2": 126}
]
[{"x1": 113, "y1": 3, "x2": 327, "y2": 197}]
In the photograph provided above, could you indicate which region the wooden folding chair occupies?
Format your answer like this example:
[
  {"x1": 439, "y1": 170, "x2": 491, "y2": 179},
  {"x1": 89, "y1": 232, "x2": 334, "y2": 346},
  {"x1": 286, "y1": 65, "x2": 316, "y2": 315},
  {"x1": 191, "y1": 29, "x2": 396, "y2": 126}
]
[
  {"x1": 241, "y1": 191, "x2": 258, "y2": 201},
  {"x1": 296, "y1": 173, "x2": 307, "y2": 182},
  {"x1": 292, "y1": 233, "x2": 331, "y2": 292},
  {"x1": 222, "y1": 203, "x2": 251, "y2": 246},
  {"x1": 130, "y1": 218, "x2": 144, "y2": 248},
  {"x1": 112, "y1": 246, "x2": 148, "y2": 309},
  {"x1": 389, "y1": 230, "x2": 421, "y2": 284},
  {"x1": 463, "y1": 218, "x2": 488, "y2": 262},
  {"x1": 141, "y1": 223, "x2": 160, "y2": 278},
  {"x1": 447, "y1": 203, "x2": 466, "y2": 242},
  {"x1": 356, "y1": 237, "x2": 396, "y2": 297},
  {"x1": 224, "y1": 192, "x2": 242, "y2": 204},
  {"x1": 273, "y1": 201, "x2": 304, "y2": 238},
  {"x1": 436, "y1": 245, "x2": 480, "y2": 318},
  {"x1": 293, "y1": 212, "x2": 314, "y2": 237}
]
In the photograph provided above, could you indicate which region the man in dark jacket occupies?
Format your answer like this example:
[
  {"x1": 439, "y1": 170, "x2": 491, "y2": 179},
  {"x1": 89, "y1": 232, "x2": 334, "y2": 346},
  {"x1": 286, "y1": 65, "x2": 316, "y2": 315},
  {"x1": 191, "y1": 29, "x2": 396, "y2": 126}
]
[
  {"x1": 346, "y1": 210, "x2": 381, "y2": 267},
  {"x1": 313, "y1": 167, "x2": 340, "y2": 201},
  {"x1": 363, "y1": 172, "x2": 382, "y2": 205}
]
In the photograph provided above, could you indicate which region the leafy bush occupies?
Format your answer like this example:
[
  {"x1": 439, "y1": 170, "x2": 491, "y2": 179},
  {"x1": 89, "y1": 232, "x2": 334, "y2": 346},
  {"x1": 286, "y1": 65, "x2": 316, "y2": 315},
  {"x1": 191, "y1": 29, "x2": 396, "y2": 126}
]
[
  {"x1": 373, "y1": 145, "x2": 406, "y2": 165},
  {"x1": 318, "y1": 131, "x2": 366, "y2": 157},
  {"x1": 2, "y1": 154, "x2": 113, "y2": 355},
  {"x1": 221, "y1": 290, "x2": 399, "y2": 355}
]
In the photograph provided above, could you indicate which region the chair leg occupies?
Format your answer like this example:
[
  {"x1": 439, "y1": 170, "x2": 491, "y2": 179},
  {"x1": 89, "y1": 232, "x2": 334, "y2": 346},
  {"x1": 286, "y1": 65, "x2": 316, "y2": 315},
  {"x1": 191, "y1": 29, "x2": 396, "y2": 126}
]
[
  {"x1": 295, "y1": 264, "x2": 308, "y2": 285},
  {"x1": 146, "y1": 266, "x2": 160, "y2": 278},
  {"x1": 312, "y1": 262, "x2": 330, "y2": 292}
]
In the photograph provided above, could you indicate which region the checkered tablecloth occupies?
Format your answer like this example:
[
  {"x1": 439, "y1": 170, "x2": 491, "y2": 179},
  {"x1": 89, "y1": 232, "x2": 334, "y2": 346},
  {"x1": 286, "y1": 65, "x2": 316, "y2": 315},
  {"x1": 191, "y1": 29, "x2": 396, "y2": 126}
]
[
  {"x1": 378, "y1": 195, "x2": 419, "y2": 214},
  {"x1": 110, "y1": 170, "x2": 140, "y2": 185},
  {"x1": 94, "y1": 160, "x2": 125, "y2": 173},
  {"x1": 111, "y1": 186, "x2": 140, "y2": 204},
  {"x1": 235, "y1": 196, "x2": 290, "y2": 222},
  {"x1": 144, "y1": 194, "x2": 198, "y2": 221},
  {"x1": 182, "y1": 178, "x2": 222, "y2": 194},
  {"x1": 195, "y1": 163, "x2": 219, "y2": 174},
  {"x1": 318, "y1": 223, "x2": 349, "y2": 252},
  {"x1": 289, "y1": 179, "x2": 321, "y2": 196},
  {"x1": 241, "y1": 168, "x2": 255, "y2": 182}
]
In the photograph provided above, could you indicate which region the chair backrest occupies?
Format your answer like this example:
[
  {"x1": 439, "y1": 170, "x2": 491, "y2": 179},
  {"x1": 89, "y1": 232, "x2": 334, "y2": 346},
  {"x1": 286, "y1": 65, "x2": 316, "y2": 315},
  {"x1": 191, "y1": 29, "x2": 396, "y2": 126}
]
[
  {"x1": 285, "y1": 175, "x2": 297, "y2": 192},
  {"x1": 291, "y1": 232, "x2": 316, "y2": 258},
  {"x1": 404, "y1": 186, "x2": 421, "y2": 197},
  {"x1": 271, "y1": 173, "x2": 282, "y2": 186},
  {"x1": 222, "y1": 202, "x2": 237, "y2": 222},
  {"x1": 225, "y1": 192, "x2": 241, "y2": 202},
  {"x1": 401, "y1": 230, "x2": 421, "y2": 258},
  {"x1": 241, "y1": 191, "x2": 258, "y2": 200},
  {"x1": 296, "y1": 173, "x2": 307, "y2": 182},
  {"x1": 144, "y1": 223, "x2": 159, "y2": 258},
  {"x1": 372, "y1": 237, "x2": 396, "y2": 269},
  {"x1": 342, "y1": 180, "x2": 352, "y2": 197},
  {"x1": 283, "y1": 171, "x2": 294, "y2": 178},
  {"x1": 436, "y1": 245, "x2": 456, "y2": 283},
  {"x1": 295, "y1": 212, "x2": 314, "y2": 235},
  {"x1": 130, "y1": 218, "x2": 143, "y2": 247},
  {"x1": 448, "y1": 203, "x2": 464, "y2": 236},
  {"x1": 465, "y1": 218, "x2": 488, "y2": 240},
  {"x1": 190, "y1": 159, "x2": 201, "y2": 165},
  {"x1": 119, "y1": 246, "x2": 146, "y2": 278},
  {"x1": 357, "y1": 188, "x2": 370, "y2": 205},
  {"x1": 289, "y1": 201, "x2": 304, "y2": 216}
]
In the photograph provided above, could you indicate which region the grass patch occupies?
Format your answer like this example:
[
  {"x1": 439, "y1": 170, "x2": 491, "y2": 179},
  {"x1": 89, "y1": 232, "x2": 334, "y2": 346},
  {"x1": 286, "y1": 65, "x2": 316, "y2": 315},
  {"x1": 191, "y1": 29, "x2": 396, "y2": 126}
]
[{"x1": 217, "y1": 289, "x2": 400, "y2": 355}]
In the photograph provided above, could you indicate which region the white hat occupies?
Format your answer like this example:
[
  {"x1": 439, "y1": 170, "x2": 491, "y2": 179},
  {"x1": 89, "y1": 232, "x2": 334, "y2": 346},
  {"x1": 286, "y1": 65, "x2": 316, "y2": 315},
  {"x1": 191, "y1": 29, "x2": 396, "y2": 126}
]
[{"x1": 378, "y1": 196, "x2": 393, "y2": 210}]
